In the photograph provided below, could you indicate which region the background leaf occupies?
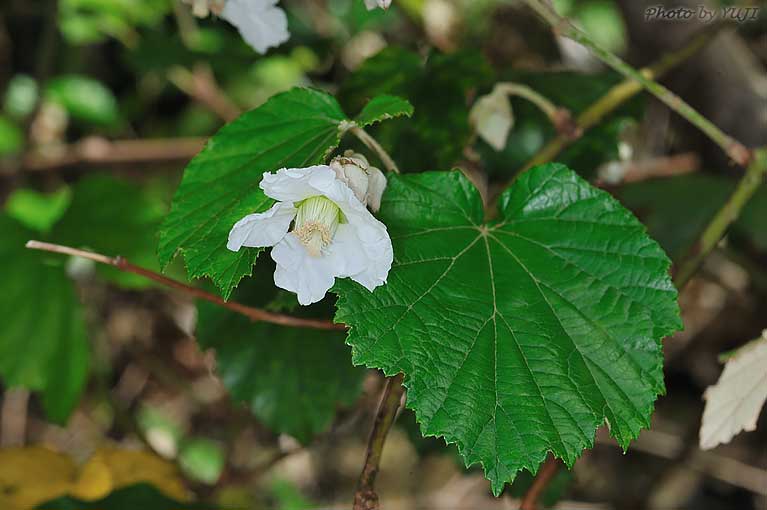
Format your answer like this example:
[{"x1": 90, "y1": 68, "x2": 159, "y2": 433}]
[
  {"x1": 197, "y1": 300, "x2": 365, "y2": 444},
  {"x1": 335, "y1": 164, "x2": 681, "y2": 494},
  {"x1": 0, "y1": 215, "x2": 89, "y2": 424},
  {"x1": 355, "y1": 94, "x2": 414, "y2": 127}
]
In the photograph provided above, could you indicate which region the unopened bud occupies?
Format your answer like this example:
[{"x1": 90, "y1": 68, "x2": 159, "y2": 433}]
[
  {"x1": 330, "y1": 150, "x2": 387, "y2": 212},
  {"x1": 469, "y1": 86, "x2": 514, "y2": 151}
]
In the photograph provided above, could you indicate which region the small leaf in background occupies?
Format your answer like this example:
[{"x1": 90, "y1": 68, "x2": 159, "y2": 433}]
[
  {"x1": 58, "y1": 0, "x2": 171, "y2": 46},
  {"x1": 3, "y1": 74, "x2": 39, "y2": 119},
  {"x1": 335, "y1": 164, "x2": 681, "y2": 494},
  {"x1": 197, "y1": 301, "x2": 365, "y2": 444},
  {"x1": 45, "y1": 75, "x2": 120, "y2": 127},
  {"x1": 267, "y1": 479, "x2": 313, "y2": 510},
  {"x1": 0, "y1": 215, "x2": 89, "y2": 424},
  {"x1": 179, "y1": 439, "x2": 226, "y2": 485},
  {"x1": 51, "y1": 175, "x2": 166, "y2": 289},
  {"x1": 354, "y1": 94, "x2": 414, "y2": 127},
  {"x1": 699, "y1": 331, "x2": 767, "y2": 450},
  {"x1": 5, "y1": 187, "x2": 72, "y2": 233},
  {"x1": 0, "y1": 115, "x2": 23, "y2": 155}
]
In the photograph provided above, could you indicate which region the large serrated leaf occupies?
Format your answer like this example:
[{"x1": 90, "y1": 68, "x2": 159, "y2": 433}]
[
  {"x1": 157, "y1": 87, "x2": 348, "y2": 298},
  {"x1": 196, "y1": 302, "x2": 365, "y2": 444},
  {"x1": 334, "y1": 164, "x2": 681, "y2": 495}
]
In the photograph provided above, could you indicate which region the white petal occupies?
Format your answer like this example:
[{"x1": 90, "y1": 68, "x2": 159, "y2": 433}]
[
  {"x1": 272, "y1": 234, "x2": 341, "y2": 305},
  {"x1": 364, "y1": 0, "x2": 391, "y2": 10},
  {"x1": 315, "y1": 178, "x2": 393, "y2": 292},
  {"x1": 260, "y1": 165, "x2": 338, "y2": 203},
  {"x1": 221, "y1": 0, "x2": 290, "y2": 54},
  {"x1": 469, "y1": 87, "x2": 514, "y2": 151},
  {"x1": 227, "y1": 202, "x2": 296, "y2": 251},
  {"x1": 366, "y1": 166, "x2": 387, "y2": 212}
]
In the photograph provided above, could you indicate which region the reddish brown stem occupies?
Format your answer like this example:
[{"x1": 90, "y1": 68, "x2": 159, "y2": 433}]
[
  {"x1": 353, "y1": 373, "x2": 406, "y2": 510},
  {"x1": 25, "y1": 241, "x2": 344, "y2": 331},
  {"x1": 519, "y1": 456, "x2": 561, "y2": 510}
]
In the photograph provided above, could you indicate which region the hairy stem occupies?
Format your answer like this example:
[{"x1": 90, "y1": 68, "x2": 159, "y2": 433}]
[
  {"x1": 349, "y1": 125, "x2": 400, "y2": 174},
  {"x1": 353, "y1": 373, "x2": 405, "y2": 510},
  {"x1": 519, "y1": 21, "x2": 726, "y2": 175},
  {"x1": 673, "y1": 147, "x2": 767, "y2": 288},
  {"x1": 25, "y1": 241, "x2": 344, "y2": 331},
  {"x1": 524, "y1": 0, "x2": 750, "y2": 166}
]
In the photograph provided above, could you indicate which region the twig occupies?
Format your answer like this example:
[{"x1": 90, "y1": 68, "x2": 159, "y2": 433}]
[
  {"x1": 347, "y1": 124, "x2": 400, "y2": 174},
  {"x1": 25, "y1": 241, "x2": 344, "y2": 331},
  {"x1": 168, "y1": 64, "x2": 241, "y2": 123},
  {"x1": 524, "y1": 0, "x2": 751, "y2": 166},
  {"x1": 519, "y1": 456, "x2": 561, "y2": 510},
  {"x1": 353, "y1": 373, "x2": 405, "y2": 510},
  {"x1": 673, "y1": 148, "x2": 767, "y2": 288},
  {"x1": 596, "y1": 152, "x2": 700, "y2": 186},
  {"x1": 519, "y1": 21, "x2": 726, "y2": 175},
  {"x1": 22, "y1": 136, "x2": 206, "y2": 171},
  {"x1": 495, "y1": 83, "x2": 580, "y2": 140}
]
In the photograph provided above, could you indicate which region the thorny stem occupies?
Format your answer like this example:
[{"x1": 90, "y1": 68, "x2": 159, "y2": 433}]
[
  {"x1": 519, "y1": 21, "x2": 727, "y2": 175},
  {"x1": 524, "y1": 0, "x2": 751, "y2": 166},
  {"x1": 673, "y1": 147, "x2": 767, "y2": 289},
  {"x1": 347, "y1": 124, "x2": 400, "y2": 174},
  {"x1": 353, "y1": 373, "x2": 405, "y2": 510},
  {"x1": 25, "y1": 241, "x2": 345, "y2": 331}
]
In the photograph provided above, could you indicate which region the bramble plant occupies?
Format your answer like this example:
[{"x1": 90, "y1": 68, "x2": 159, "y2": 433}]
[{"x1": 2, "y1": 1, "x2": 765, "y2": 509}]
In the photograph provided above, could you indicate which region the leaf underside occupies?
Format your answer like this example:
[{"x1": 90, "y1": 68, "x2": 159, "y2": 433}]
[{"x1": 335, "y1": 164, "x2": 681, "y2": 495}]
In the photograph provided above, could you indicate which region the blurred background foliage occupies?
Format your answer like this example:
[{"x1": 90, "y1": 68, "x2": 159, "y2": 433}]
[{"x1": 0, "y1": 0, "x2": 765, "y2": 508}]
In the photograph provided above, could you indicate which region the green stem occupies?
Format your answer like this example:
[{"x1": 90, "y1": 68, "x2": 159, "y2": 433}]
[
  {"x1": 348, "y1": 124, "x2": 400, "y2": 174},
  {"x1": 524, "y1": 0, "x2": 751, "y2": 166},
  {"x1": 674, "y1": 148, "x2": 767, "y2": 289}
]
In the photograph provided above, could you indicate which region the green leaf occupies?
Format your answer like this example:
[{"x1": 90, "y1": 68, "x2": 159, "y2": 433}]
[
  {"x1": 51, "y1": 175, "x2": 166, "y2": 289},
  {"x1": 0, "y1": 115, "x2": 23, "y2": 155},
  {"x1": 334, "y1": 164, "x2": 681, "y2": 495},
  {"x1": 36, "y1": 483, "x2": 214, "y2": 510},
  {"x1": 5, "y1": 187, "x2": 72, "y2": 233},
  {"x1": 158, "y1": 87, "x2": 348, "y2": 299},
  {"x1": 196, "y1": 302, "x2": 365, "y2": 444},
  {"x1": 0, "y1": 215, "x2": 89, "y2": 424},
  {"x1": 3, "y1": 74, "x2": 38, "y2": 119},
  {"x1": 179, "y1": 439, "x2": 225, "y2": 485},
  {"x1": 355, "y1": 95, "x2": 413, "y2": 127},
  {"x1": 45, "y1": 75, "x2": 120, "y2": 127}
]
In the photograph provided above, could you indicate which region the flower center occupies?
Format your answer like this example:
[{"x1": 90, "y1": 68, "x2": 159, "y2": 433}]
[{"x1": 293, "y1": 196, "x2": 342, "y2": 257}]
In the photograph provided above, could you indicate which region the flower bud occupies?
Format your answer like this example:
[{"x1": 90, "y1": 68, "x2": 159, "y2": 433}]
[
  {"x1": 469, "y1": 85, "x2": 514, "y2": 151},
  {"x1": 330, "y1": 151, "x2": 387, "y2": 212}
]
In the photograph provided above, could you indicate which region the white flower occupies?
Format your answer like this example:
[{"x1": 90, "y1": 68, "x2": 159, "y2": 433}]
[
  {"x1": 364, "y1": 0, "x2": 392, "y2": 10},
  {"x1": 330, "y1": 151, "x2": 387, "y2": 212},
  {"x1": 221, "y1": 0, "x2": 290, "y2": 54},
  {"x1": 227, "y1": 165, "x2": 393, "y2": 305},
  {"x1": 469, "y1": 85, "x2": 514, "y2": 151}
]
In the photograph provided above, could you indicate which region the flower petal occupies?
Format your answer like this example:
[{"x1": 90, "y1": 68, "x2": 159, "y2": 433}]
[
  {"x1": 221, "y1": 0, "x2": 290, "y2": 54},
  {"x1": 272, "y1": 234, "x2": 341, "y2": 305},
  {"x1": 364, "y1": 0, "x2": 392, "y2": 10},
  {"x1": 260, "y1": 165, "x2": 338, "y2": 203},
  {"x1": 312, "y1": 177, "x2": 393, "y2": 292},
  {"x1": 366, "y1": 166, "x2": 387, "y2": 212},
  {"x1": 227, "y1": 202, "x2": 296, "y2": 252}
]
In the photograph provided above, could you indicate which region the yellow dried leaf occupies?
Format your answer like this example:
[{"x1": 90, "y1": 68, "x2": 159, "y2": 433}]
[{"x1": 0, "y1": 446, "x2": 76, "y2": 510}]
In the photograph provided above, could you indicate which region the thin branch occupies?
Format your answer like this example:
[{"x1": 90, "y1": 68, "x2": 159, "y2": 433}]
[
  {"x1": 495, "y1": 83, "x2": 580, "y2": 140},
  {"x1": 519, "y1": 456, "x2": 562, "y2": 510},
  {"x1": 348, "y1": 125, "x2": 400, "y2": 174},
  {"x1": 673, "y1": 147, "x2": 767, "y2": 288},
  {"x1": 22, "y1": 136, "x2": 206, "y2": 171},
  {"x1": 524, "y1": 0, "x2": 751, "y2": 166},
  {"x1": 168, "y1": 64, "x2": 241, "y2": 123},
  {"x1": 25, "y1": 241, "x2": 345, "y2": 331},
  {"x1": 353, "y1": 373, "x2": 406, "y2": 510},
  {"x1": 519, "y1": 21, "x2": 726, "y2": 175}
]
